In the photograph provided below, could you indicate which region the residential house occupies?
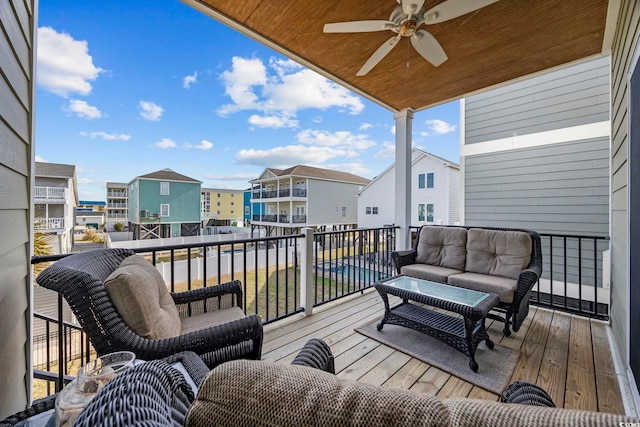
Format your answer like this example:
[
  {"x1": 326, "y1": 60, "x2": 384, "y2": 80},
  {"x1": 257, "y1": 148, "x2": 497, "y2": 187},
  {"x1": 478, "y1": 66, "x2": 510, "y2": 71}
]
[
  {"x1": 77, "y1": 200, "x2": 106, "y2": 212},
  {"x1": 4, "y1": 0, "x2": 640, "y2": 418},
  {"x1": 128, "y1": 169, "x2": 202, "y2": 239},
  {"x1": 357, "y1": 149, "x2": 459, "y2": 228},
  {"x1": 201, "y1": 187, "x2": 244, "y2": 227},
  {"x1": 34, "y1": 162, "x2": 78, "y2": 255},
  {"x1": 105, "y1": 182, "x2": 128, "y2": 231},
  {"x1": 249, "y1": 165, "x2": 370, "y2": 236}
]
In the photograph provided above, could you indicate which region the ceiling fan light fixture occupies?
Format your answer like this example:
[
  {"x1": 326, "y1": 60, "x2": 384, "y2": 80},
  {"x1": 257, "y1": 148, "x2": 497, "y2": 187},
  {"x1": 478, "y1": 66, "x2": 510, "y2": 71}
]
[{"x1": 399, "y1": 20, "x2": 417, "y2": 37}]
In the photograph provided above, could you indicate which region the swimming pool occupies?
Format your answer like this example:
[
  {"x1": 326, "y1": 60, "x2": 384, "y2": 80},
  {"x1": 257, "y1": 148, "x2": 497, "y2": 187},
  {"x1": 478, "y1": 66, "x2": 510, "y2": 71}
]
[{"x1": 316, "y1": 263, "x2": 390, "y2": 282}]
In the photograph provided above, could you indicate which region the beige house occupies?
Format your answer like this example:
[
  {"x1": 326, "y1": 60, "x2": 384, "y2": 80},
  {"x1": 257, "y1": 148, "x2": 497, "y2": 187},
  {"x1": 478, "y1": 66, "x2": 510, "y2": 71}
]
[{"x1": 201, "y1": 188, "x2": 244, "y2": 226}]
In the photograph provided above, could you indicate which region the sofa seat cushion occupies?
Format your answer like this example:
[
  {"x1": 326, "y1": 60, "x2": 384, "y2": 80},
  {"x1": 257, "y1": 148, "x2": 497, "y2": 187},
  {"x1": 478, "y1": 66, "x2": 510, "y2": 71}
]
[
  {"x1": 465, "y1": 229, "x2": 531, "y2": 279},
  {"x1": 180, "y1": 306, "x2": 246, "y2": 335},
  {"x1": 104, "y1": 255, "x2": 181, "y2": 339},
  {"x1": 187, "y1": 359, "x2": 450, "y2": 427},
  {"x1": 448, "y1": 272, "x2": 516, "y2": 303},
  {"x1": 401, "y1": 264, "x2": 463, "y2": 284},
  {"x1": 445, "y1": 398, "x2": 640, "y2": 427},
  {"x1": 415, "y1": 226, "x2": 467, "y2": 271}
]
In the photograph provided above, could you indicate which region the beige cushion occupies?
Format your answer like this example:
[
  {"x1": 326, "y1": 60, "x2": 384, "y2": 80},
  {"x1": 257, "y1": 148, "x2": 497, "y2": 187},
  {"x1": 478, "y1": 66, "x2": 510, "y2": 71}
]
[
  {"x1": 401, "y1": 264, "x2": 463, "y2": 284},
  {"x1": 415, "y1": 227, "x2": 467, "y2": 271},
  {"x1": 181, "y1": 306, "x2": 246, "y2": 335},
  {"x1": 464, "y1": 229, "x2": 531, "y2": 279},
  {"x1": 445, "y1": 398, "x2": 640, "y2": 427},
  {"x1": 447, "y1": 272, "x2": 516, "y2": 303},
  {"x1": 186, "y1": 360, "x2": 450, "y2": 427},
  {"x1": 104, "y1": 255, "x2": 181, "y2": 339}
]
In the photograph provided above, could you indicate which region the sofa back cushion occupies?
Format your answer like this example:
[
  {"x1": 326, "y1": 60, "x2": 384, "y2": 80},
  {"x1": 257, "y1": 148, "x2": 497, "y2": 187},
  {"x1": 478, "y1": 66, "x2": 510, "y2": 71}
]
[
  {"x1": 187, "y1": 359, "x2": 450, "y2": 427},
  {"x1": 415, "y1": 226, "x2": 467, "y2": 271},
  {"x1": 104, "y1": 254, "x2": 181, "y2": 339},
  {"x1": 464, "y1": 229, "x2": 532, "y2": 279}
]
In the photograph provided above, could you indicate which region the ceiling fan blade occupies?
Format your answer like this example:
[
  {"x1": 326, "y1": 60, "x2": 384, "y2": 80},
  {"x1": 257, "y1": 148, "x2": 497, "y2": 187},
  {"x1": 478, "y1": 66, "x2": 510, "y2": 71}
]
[
  {"x1": 357, "y1": 36, "x2": 401, "y2": 76},
  {"x1": 323, "y1": 20, "x2": 395, "y2": 33},
  {"x1": 401, "y1": 0, "x2": 425, "y2": 17},
  {"x1": 410, "y1": 30, "x2": 448, "y2": 67},
  {"x1": 423, "y1": 0, "x2": 499, "y2": 24}
]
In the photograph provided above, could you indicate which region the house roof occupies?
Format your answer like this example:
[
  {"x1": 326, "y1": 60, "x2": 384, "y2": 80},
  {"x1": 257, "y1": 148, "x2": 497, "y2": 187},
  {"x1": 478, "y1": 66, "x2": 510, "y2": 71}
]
[
  {"x1": 185, "y1": 0, "x2": 612, "y2": 113},
  {"x1": 357, "y1": 148, "x2": 458, "y2": 195},
  {"x1": 79, "y1": 200, "x2": 106, "y2": 206},
  {"x1": 254, "y1": 165, "x2": 370, "y2": 185},
  {"x1": 134, "y1": 168, "x2": 202, "y2": 183},
  {"x1": 35, "y1": 162, "x2": 75, "y2": 178}
]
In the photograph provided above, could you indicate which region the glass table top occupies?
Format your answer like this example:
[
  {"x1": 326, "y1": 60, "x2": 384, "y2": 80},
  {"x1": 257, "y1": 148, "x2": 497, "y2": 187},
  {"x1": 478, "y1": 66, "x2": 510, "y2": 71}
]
[{"x1": 382, "y1": 276, "x2": 490, "y2": 307}]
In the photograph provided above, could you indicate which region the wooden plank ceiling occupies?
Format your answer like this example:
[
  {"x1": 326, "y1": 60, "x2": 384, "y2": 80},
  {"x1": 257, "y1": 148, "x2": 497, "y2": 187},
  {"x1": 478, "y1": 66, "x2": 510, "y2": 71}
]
[{"x1": 188, "y1": 0, "x2": 609, "y2": 112}]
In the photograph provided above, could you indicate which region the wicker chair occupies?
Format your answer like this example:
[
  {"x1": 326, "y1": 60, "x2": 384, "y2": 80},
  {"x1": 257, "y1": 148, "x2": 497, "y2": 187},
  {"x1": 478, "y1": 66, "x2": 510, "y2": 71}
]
[{"x1": 36, "y1": 248, "x2": 263, "y2": 368}]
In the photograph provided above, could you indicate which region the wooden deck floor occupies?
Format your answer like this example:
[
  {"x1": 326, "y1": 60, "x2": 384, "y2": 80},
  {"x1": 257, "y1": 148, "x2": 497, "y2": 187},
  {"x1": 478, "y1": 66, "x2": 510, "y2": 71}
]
[{"x1": 262, "y1": 288, "x2": 626, "y2": 414}]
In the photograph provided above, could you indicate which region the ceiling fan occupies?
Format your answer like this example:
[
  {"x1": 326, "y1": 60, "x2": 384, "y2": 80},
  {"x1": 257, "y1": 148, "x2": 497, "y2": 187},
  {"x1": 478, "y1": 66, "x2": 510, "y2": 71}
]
[{"x1": 323, "y1": 0, "x2": 499, "y2": 76}]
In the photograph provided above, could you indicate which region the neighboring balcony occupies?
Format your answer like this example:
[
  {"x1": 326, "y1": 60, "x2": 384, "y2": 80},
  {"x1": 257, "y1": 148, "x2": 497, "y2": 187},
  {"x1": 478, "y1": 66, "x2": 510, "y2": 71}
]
[
  {"x1": 292, "y1": 215, "x2": 306, "y2": 223},
  {"x1": 34, "y1": 186, "x2": 66, "y2": 200},
  {"x1": 107, "y1": 202, "x2": 127, "y2": 208},
  {"x1": 107, "y1": 213, "x2": 128, "y2": 219},
  {"x1": 106, "y1": 191, "x2": 127, "y2": 197},
  {"x1": 34, "y1": 217, "x2": 65, "y2": 230}
]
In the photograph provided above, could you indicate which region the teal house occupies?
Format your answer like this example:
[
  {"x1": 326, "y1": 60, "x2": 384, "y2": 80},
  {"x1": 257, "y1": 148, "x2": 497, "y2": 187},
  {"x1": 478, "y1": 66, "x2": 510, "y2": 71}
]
[{"x1": 127, "y1": 168, "x2": 202, "y2": 239}]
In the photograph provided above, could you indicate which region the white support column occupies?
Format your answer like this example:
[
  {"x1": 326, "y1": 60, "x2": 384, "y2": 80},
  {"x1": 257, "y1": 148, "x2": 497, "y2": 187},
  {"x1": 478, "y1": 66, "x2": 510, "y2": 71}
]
[
  {"x1": 394, "y1": 108, "x2": 414, "y2": 250},
  {"x1": 300, "y1": 227, "x2": 315, "y2": 316}
]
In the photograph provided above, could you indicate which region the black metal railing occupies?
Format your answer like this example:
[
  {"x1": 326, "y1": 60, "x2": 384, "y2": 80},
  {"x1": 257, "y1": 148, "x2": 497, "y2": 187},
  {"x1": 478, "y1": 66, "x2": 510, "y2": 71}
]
[
  {"x1": 292, "y1": 215, "x2": 306, "y2": 223},
  {"x1": 278, "y1": 189, "x2": 290, "y2": 197},
  {"x1": 292, "y1": 188, "x2": 306, "y2": 197},
  {"x1": 279, "y1": 214, "x2": 289, "y2": 223}
]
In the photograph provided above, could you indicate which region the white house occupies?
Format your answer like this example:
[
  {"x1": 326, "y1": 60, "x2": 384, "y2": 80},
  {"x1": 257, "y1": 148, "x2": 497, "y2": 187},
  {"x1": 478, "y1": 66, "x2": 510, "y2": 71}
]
[
  {"x1": 34, "y1": 162, "x2": 78, "y2": 254},
  {"x1": 357, "y1": 149, "x2": 460, "y2": 229},
  {"x1": 250, "y1": 165, "x2": 370, "y2": 236}
]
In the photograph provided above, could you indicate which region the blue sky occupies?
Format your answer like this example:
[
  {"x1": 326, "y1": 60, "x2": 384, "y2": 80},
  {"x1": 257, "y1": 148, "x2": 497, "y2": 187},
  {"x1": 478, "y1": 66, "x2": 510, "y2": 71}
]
[{"x1": 35, "y1": 0, "x2": 461, "y2": 201}]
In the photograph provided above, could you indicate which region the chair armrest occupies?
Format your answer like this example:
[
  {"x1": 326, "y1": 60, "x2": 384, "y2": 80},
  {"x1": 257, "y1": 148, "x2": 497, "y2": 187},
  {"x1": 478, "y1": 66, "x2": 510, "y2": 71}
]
[
  {"x1": 513, "y1": 267, "x2": 541, "y2": 306},
  {"x1": 391, "y1": 249, "x2": 417, "y2": 274},
  {"x1": 171, "y1": 280, "x2": 244, "y2": 316},
  {"x1": 161, "y1": 351, "x2": 210, "y2": 387},
  {"x1": 0, "y1": 395, "x2": 56, "y2": 426},
  {"x1": 500, "y1": 380, "x2": 556, "y2": 407},
  {"x1": 291, "y1": 338, "x2": 335, "y2": 374}
]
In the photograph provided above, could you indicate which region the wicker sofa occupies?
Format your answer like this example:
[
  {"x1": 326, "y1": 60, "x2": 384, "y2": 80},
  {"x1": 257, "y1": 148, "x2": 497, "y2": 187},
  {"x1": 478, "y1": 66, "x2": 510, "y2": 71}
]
[{"x1": 392, "y1": 225, "x2": 542, "y2": 335}]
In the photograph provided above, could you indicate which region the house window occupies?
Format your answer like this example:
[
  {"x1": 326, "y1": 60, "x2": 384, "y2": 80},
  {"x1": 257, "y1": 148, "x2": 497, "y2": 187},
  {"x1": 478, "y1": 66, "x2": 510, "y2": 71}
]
[
  {"x1": 231, "y1": 210, "x2": 234, "y2": 214},
  {"x1": 427, "y1": 173, "x2": 434, "y2": 188},
  {"x1": 160, "y1": 182, "x2": 170, "y2": 195},
  {"x1": 217, "y1": 193, "x2": 221, "y2": 197},
  {"x1": 231, "y1": 194, "x2": 234, "y2": 197},
  {"x1": 418, "y1": 204, "x2": 425, "y2": 221},
  {"x1": 217, "y1": 202, "x2": 221, "y2": 206},
  {"x1": 372, "y1": 207, "x2": 378, "y2": 214},
  {"x1": 341, "y1": 206, "x2": 347, "y2": 217},
  {"x1": 418, "y1": 174, "x2": 425, "y2": 189},
  {"x1": 231, "y1": 202, "x2": 234, "y2": 205},
  {"x1": 245, "y1": 206, "x2": 250, "y2": 215},
  {"x1": 160, "y1": 204, "x2": 170, "y2": 217},
  {"x1": 366, "y1": 207, "x2": 372, "y2": 214},
  {"x1": 217, "y1": 210, "x2": 221, "y2": 215},
  {"x1": 427, "y1": 204, "x2": 434, "y2": 222}
]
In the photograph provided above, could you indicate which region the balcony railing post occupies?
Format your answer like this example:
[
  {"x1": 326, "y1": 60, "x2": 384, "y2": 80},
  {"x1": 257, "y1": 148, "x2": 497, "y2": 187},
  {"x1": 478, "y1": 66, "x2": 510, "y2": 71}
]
[{"x1": 300, "y1": 227, "x2": 315, "y2": 316}]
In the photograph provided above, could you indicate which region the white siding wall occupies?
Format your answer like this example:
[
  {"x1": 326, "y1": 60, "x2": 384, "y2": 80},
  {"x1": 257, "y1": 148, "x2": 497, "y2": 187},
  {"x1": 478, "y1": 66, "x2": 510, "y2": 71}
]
[
  {"x1": 0, "y1": 0, "x2": 36, "y2": 416},
  {"x1": 306, "y1": 180, "x2": 360, "y2": 226},
  {"x1": 448, "y1": 166, "x2": 460, "y2": 224},
  {"x1": 357, "y1": 169, "x2": 395, "y2": 228}
]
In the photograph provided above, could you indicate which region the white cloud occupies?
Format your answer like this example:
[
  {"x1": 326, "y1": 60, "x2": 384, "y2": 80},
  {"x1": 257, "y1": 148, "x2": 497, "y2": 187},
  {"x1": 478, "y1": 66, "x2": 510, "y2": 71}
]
[
  {"x1": 139, "y1": 101, "x2": 164, "y2": 121},
  {"x1": 296, "y1": 130, "x2": 375, "y2": 150},
  {"x1": 154, "y1": 138, "x2": 176, "y2": 149},
  {"x1": 323, "y1": 162, "x2": 372, "y2": 176},
  {"x1": 390, "y1": 125, "x2": 396, "y2": 135},
  {"x1": 183, "y1": 71, "x2": 198, "y2": 89},
  {"x1": 194, "y1": 140, "x2": 213, "y2": 150},
  {"x1": 78, "y1": 178, "x2": 92, "y2": 185},
  {"x1": 425, "y1": 119, "x2": 457, "y2": 135},
  {"x1": 80, "y1": 131, "x2": 131, "y2": 140},
  {"x1": 218, "y1": 56, "x2": 364, "y2": 122},
  {"x1": 236, "y1": 145, "x2": 356, "y2": 168},
  {"x1": 359, "y1": 123, "x2": 373, "y2": 131},
  {"x1": 36, "y1": 27, "x2": 104, "y2": 97},
  {"x1": 64, "y1": 99, "x2": 102, "y2": 119},
  {"x1": 248, "y1": 114, "x2": 298, "y2": 129},
  {"x1": 375, "y1": 142, "x2": 396, "y2": 159},
  {"x1": 35, "y1": 155, "x2": 48, "y2": 162}
]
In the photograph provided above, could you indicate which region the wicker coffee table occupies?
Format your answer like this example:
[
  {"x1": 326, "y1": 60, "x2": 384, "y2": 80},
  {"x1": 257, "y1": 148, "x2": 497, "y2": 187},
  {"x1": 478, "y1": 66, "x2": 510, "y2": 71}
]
[{"x1": 374, "y1": 275, "x2": 500, "y2": 372}]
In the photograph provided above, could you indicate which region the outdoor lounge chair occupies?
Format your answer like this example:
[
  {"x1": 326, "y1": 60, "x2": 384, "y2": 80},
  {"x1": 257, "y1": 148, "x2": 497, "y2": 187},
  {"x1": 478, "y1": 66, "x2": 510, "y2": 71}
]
[{"x1": 36, "y1": 248, "x2": 263, "y2": 368}]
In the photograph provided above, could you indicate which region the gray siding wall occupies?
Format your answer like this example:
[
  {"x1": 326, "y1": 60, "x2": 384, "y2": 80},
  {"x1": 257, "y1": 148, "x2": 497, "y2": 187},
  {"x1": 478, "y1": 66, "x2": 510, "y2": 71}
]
[
  {"x1": 610, "y1": 0, "x2": 640, "y2": 369},
  {"x1": 0, "y1": 0, "x2": 36, "y2": 417},
  {"x1": 464, "y1": 138, "x2": 610, "y2": 236},
  {"x1": 465, "y1": 57, "x2": 610, "y2": 144}
]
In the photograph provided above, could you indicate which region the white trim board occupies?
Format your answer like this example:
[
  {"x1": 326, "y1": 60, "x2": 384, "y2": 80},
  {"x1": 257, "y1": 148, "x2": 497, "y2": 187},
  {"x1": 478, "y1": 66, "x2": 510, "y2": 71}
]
[{"x1": 461, "y1": 121, "x2": 610, "y2": 157}]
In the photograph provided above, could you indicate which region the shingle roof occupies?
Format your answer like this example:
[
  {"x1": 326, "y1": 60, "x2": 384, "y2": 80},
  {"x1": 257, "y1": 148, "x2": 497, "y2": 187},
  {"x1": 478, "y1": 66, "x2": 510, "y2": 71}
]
[
  {"x1": 135, "y1": 168, "x2": 201, "y2": 183},
  {"x1": 35, "y1": 162, "x2": 76, "y2": 178},
  {"x1": 259, "y1": 165, "x2": 370, "y2": 185}
]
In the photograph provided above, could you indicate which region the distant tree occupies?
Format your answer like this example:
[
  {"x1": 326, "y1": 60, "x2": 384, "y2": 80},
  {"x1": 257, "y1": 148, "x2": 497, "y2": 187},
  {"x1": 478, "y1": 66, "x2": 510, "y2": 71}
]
[
  {"x1": 33, "y1": 233, "x2": 52, "y2": 275},
  {"x1": 114, "y1": 222, "x2": 124, "y2": 232}
]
